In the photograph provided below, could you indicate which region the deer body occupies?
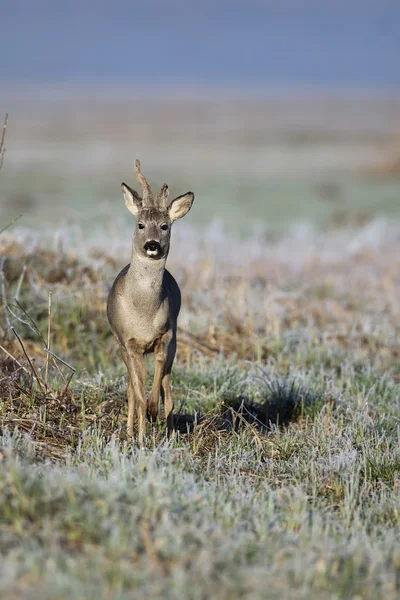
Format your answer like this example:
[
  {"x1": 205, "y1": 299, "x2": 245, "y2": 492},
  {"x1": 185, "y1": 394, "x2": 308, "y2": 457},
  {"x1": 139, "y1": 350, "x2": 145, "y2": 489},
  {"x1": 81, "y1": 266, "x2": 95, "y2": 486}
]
[{"x1": 107, "y1": 160, "x2": 194, "y2": 442}]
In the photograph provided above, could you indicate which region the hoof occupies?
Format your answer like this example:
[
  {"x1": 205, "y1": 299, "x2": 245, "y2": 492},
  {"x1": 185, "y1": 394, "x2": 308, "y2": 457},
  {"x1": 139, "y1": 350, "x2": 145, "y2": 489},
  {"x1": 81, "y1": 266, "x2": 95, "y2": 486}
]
[{"x1": 147, "y1": 406, "x2": 159, "y2": 423}]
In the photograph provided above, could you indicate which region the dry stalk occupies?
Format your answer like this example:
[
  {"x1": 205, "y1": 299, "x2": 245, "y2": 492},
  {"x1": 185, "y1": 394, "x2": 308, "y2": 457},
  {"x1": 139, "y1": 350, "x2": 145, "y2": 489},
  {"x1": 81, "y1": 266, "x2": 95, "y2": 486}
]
[
  {"x1": 0, "y1": 113, "x2": 8, "y2": 172},
  {"x1": 0, "y1": 258, "x2": 11, "y2": 332},
  {"x1": 0, "y1": 214, "x2": 22, "y2": 235},
  {"x1": 0, "y1": 344, "x2": 30, "y2": 375},
  {"x1": 11, "y1": 326, "x2": 45, "y2": 394},
  {"x1": 44, "y1": 348, "x2": 76, "y2": 403},
  {"x1": 14, "y1": 265, "x2": 27, "y2": 301},
  {"x1": 140, "y1": 522, "x2": 167, "y2": 576},
  {"x1": 45, "y1": 291, "x2": 52, "y2": 386}
]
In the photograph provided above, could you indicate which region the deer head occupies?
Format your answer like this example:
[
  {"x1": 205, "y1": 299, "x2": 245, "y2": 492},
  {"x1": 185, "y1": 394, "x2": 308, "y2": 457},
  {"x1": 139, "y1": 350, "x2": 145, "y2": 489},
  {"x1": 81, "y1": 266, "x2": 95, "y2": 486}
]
[{"x1": 121, "y1": 160, "x2": 194, "y2": 260}]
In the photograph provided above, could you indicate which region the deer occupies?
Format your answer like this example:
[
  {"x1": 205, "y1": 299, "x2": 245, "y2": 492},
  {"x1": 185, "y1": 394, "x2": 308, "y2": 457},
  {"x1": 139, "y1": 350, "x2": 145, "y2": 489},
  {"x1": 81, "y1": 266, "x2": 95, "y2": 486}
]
[{"x1": 107, "y1": 159, "x2": 194, "y2": 443}]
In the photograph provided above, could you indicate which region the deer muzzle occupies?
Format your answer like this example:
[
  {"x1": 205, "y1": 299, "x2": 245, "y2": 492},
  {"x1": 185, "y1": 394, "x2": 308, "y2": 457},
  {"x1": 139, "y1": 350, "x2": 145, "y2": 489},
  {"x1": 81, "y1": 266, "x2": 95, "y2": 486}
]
[{"x1": 144, "y1": 240, "x2": 161, "y2": 257}]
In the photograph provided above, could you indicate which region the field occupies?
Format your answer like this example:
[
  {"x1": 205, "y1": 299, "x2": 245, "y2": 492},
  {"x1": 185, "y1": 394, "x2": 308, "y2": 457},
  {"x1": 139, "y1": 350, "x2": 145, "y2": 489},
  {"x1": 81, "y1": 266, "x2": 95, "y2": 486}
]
[
  {"x1": 2, "y1": 86, "x2": 400, "y2": 233},
  {"x1": 1, "y1": 89, "x2": 400, "y2": 598}
]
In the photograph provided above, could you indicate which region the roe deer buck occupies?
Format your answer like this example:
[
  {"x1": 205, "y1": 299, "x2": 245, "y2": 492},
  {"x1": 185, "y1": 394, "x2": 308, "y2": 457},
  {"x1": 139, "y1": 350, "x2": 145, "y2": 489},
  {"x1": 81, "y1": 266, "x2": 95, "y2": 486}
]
[{"x1": 107, "y1": 160, "x2": 194, "y2": 442}]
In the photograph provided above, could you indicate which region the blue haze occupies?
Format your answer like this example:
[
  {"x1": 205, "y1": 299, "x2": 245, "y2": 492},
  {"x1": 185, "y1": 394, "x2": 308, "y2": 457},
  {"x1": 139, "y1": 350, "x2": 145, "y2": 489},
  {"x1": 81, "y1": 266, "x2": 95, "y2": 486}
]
[{"x1": 1, "y1": 0, "x2": 399, "y2": 86}]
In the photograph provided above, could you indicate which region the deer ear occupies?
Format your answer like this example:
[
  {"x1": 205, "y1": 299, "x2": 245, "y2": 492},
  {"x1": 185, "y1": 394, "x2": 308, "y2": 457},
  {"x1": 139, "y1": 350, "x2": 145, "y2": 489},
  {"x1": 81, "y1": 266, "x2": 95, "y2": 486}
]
[
  {"x1": 168, "y1": 192, "x2": 194, "y2": 223},
  {"x1": 122, "y1": 183, "x2": 142, "y2": 216}
]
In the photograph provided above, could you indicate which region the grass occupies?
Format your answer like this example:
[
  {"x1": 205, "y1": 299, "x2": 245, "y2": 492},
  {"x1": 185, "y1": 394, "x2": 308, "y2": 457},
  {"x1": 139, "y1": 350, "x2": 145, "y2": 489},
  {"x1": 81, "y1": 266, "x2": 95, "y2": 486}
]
[
  {"x1": 3, "y1": 170, "x2": 400, "y2": 236},
  {"x1": 1, "y1": 221, "x2": 400, "y2": 598}
]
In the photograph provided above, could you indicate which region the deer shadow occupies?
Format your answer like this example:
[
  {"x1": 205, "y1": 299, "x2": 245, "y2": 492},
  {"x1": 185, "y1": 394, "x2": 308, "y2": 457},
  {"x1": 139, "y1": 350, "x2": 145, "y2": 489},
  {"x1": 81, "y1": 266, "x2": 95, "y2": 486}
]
[{"x1": 173, "y1": 374, "x2": 326, "y2": 435}]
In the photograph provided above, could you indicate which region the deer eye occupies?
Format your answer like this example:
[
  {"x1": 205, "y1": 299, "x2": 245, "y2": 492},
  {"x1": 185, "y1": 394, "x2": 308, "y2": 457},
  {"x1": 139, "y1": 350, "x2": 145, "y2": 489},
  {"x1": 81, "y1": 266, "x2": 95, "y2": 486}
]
[
  {"x1": 160, "y1": 224, "x2": 169, "y2": 231},
  {"x1": 138, "y1": 223, "x2": 145, "y2": 230}
]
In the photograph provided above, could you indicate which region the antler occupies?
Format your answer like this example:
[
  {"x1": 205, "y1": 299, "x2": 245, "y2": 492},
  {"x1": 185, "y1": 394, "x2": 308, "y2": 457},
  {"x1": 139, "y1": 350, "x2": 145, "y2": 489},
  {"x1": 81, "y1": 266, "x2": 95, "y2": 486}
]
[
  {"x1": 134, "y1": 159, "x2": 170, "y2": 210},
  {"x1": 134, "y1": 159, "x2": 153, "y2": 206},
  {"x1": 155, "y1": 183, "x2": 169, "y2": 209}
]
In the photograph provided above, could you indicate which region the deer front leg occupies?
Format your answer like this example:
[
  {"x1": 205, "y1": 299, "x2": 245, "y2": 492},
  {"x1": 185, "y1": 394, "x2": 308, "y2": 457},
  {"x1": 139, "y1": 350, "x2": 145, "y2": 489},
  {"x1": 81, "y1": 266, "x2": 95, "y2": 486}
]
[
  {"x1": 121, "y1": 348, "x2": 135, "y2": 439},
  {"x1": 125, "y1": 347, "x2": 147, "y2": 444},
  {"x1": 148, "y1": 331, "x2": 173, "y2": 423},
  {"x1": 126, "y1": 375, "x2": 135, "y2": 438}
]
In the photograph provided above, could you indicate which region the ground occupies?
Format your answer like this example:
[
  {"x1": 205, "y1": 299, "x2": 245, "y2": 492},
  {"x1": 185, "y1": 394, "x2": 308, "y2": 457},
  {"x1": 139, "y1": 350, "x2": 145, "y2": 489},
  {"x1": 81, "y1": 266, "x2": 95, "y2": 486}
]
[{"x1": 1, "y1": 217, "x2": 400, "y2": 598}]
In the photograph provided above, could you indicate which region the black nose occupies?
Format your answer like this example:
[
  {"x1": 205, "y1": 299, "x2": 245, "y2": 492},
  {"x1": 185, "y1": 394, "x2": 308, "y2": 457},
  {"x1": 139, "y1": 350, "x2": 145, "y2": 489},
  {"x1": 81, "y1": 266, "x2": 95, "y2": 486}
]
[{"x1": 145, "y1": 241, "x2": 160, "y2": 252}]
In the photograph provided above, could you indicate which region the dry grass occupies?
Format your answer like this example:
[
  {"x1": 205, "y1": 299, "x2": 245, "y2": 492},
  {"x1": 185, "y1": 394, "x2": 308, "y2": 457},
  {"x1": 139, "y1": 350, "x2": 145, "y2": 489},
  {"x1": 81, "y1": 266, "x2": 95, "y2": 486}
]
[
  {"x1": 0, "y1": 222, "x2": 399, "y2": 453},
  {"x1": 1, "y1": 222, "x2": 400, "y2": 598}
]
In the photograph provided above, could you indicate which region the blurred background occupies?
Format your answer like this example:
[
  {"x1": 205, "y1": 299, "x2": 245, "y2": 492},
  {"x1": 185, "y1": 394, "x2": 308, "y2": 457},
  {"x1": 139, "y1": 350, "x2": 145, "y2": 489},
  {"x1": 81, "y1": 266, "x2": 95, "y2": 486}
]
[{"x1": 1, "y1": 0, "x2": 400, "y2": 237}]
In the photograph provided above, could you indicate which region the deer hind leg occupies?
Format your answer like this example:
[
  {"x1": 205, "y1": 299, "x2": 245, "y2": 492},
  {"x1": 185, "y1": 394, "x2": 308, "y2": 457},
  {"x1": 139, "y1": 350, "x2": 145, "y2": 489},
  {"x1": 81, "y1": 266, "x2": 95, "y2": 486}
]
[
  {"x1": 148, "y1": 332, "x2": 172, "y2": 423},
  {"x1": 160, "y1": 334, "x2": 176, "y2": 434},
  {"x1": 125, "y1": 346, "x2": 146, "y2": 444}
]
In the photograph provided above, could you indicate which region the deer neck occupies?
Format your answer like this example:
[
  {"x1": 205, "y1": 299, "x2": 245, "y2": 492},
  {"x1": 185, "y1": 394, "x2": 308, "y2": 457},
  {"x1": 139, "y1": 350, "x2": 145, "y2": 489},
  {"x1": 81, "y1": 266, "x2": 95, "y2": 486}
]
[{"x1": 126, "y1": 248, "x2": 167, "y2": 309}]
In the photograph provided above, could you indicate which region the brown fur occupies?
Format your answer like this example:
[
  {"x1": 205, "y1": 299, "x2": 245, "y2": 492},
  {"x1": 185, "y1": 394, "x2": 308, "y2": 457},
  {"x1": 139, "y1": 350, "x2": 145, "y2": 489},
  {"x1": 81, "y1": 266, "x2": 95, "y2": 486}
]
[{"x1": 107, "y1": 160, "x2": 194, "y2": 442}]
